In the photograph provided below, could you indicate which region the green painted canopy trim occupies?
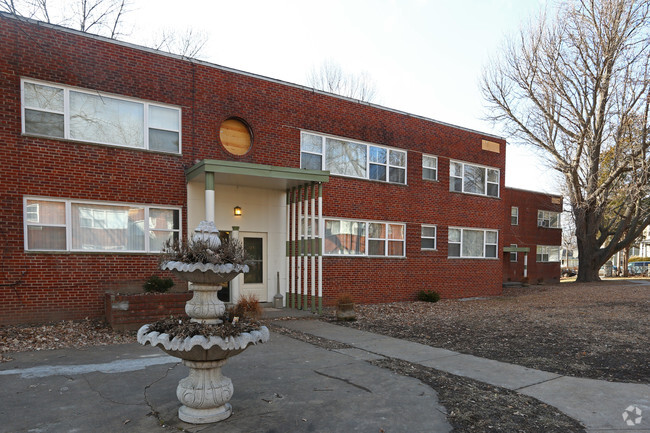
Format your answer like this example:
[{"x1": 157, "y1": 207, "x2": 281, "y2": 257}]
[
  {"x1": 186, "y1": 160, "x2": 330, "y2": 184},
  {"x1": 503, "y1": 246, "x2": 530, "y2": 253}
]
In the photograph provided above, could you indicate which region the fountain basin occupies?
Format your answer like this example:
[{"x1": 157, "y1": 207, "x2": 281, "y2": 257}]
[{"x1": 137, "y1": 325, "x2": 270, "y2": 361}]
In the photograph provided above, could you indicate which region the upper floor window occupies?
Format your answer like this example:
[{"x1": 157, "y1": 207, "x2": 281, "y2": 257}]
[
  {"x1": 537, "y1": 210, "x2": 560, "y2": 228},
  {"x1": 450, "y1": 160, "x2": 499, "y2": 198},
  {"x1": 537, "y1": 245, "x2": 560, "y2": 262},
  {"x1": 511, "y1": 207, "x2": 519, "y2": 225},
  {"x1": 300, "y1": 132, "x2": 406, "y2": 184},
  {"x1": 22, "y1": 79, "x2": 181, "y2": 154},
  {"x1": 24, "y1": 197, "x2": 180, "y2": 252},
  {"x1": 324, "y1": 218, "x2": 405, "y2": 257},
  {"x1": 422, "y1": 155, "x2": 438, "y2": 181},
  {"x1": 448, "y1": 227, "x2": 498, "y2": 259}
]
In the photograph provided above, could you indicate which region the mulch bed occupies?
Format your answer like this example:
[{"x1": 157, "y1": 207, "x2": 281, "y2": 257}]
[{"x1": 325, "y1": 281, "x2": 650, "y2": 383}]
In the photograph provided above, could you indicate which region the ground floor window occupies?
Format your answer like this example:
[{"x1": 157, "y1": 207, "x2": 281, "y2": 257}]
[
  {"x1": 421, "y1": 225, "x2": 437, "y2": 250},
  {"x1": 24, "y1": 197, "x2": 180, "y2": 252},
  {"x1": 510, "y1": 244, "x2": 518, "y2": 262},
  {"x1": 324, "y1": 218, "x2": 405, "y2": 257},
  {"x1": 448, "y1": 227, "x2": 498, "y2": 259},
  {"x1": 536, "y1": 245, "x2": 560, "y2": 262}
]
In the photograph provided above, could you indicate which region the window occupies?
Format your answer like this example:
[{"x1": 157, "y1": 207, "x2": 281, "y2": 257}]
[
  {"x1": 448, "y1": 227, "x2": 498, "y2": 259},
  {"x1": 422, "y1": 155, "x2": 438, "y2": 181},
  {"x1": 324, "y1": 218, "x2": 405, "y2": 257},
  {"x1": 537, "y1": 210, "x2": 560, "y2": 228},
  {"x1": 450, "y1": 160, "x2": 499, "y2": 197},
  {"x1": 22, "y1": 79, "x2": 181, "y2": 153},
  {"x1": 24, "y1": 197, "x2": 180, "y2": 252},
  {"x1": 300, "y1": 132, "x2": 406, "y2": 184},
  {"x1": 537, "y1": 245, "x2": 560, "y2": 262},
  {"x1": 421, "y1": 225, "x2": 436, "y2": 250},
  {"x1": 511, "y1": 207, "x2": 519, "y2": 225},
  {"x1": 510, "y1": 244, "x2": 518, "y2": 262}
]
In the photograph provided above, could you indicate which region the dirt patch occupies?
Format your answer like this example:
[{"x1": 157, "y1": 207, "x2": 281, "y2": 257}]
[
  {"x1": 0, "y1": 319, "x2": 136, "y2": 362},
  {"x1": 326, "y1": 281, "x2": 650, "y2": 383}
]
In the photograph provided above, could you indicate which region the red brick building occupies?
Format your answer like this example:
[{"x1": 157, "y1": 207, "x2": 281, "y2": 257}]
[
  {"x1": 0, "y1": 13, "x2": 561, "y2": 325},
  {"x1": 503, "y1": 188, "x2": 563, "y2": 284}
]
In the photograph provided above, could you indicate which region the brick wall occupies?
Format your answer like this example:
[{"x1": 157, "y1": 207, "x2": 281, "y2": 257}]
[
  {"x1": 1, "y1": 15, "x2": 508, "y2": 324},
  {"x1": 503, "y1": 188, "x2": 563, "y2": 284},
  {"x1": 105, "y1": 292, "x2": 191, "y2": 331}
]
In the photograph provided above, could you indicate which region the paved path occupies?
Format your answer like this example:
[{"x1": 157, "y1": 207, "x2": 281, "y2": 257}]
[
  {"x1": 0, "y1": 331, "x2": 451, "y2": 433},
  {"x1": 279, "y1": 319, "x2": 650, "y2": 433}
]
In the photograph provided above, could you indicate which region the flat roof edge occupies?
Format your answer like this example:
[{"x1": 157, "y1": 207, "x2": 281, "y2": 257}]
[{"x1": 1, "y1": 12, "x2": 505, "y2": 141}]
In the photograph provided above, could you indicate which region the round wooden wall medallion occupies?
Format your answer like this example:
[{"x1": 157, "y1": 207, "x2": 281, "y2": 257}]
[{"x1": 219, "y1": 118, "x2": 252, "y2": 155}]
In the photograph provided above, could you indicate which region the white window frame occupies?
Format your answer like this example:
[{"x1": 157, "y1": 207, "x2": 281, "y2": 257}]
[
  {"x1": 422, "y1": 154, "x2": 438, "y2": 181},
  {"x1": 21, "y1": 78, "x2": 182, "y2": 154},
  {"x1": 23, "y1": 196, "x2": 181, "y2": 253},
  {"x1": 448, "y1": 227, "x2": 499, "y2": 259},
  {"x1": 537, "y1": 210, "x2": 561, "y2": 228},
  {"x1": 511, "y1": 207, "x2": 519, "y2": 225},
  {"x1": 449, "y1": 160, "x2": 500, "y2": 198},
  {"x1": 510, "y1": 244, "x2": 518, "y2": 262},
  {"x1": 300, "y1": 131, "x2": 407, "y2": 185},
  {"x1": 323, "y1": 217, "x2": 406, "y2": 257},
  {"x1": 536, "y1": 245, "x2": 560, "y2": 262},
  {"x1": 421, "y1": 225, "x2": 437, "y2": 250}
]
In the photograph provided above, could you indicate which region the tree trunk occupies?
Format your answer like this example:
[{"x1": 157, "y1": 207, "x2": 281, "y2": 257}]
[{"x1": 574, "y1": 206, "x2": 605, "y2": 282}]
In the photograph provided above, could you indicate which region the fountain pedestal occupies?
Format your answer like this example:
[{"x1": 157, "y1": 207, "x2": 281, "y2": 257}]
[
  {"x1": 137, "y1": 221, "x2": 269, "y2": 425},
  {"x1": 177, "y1": 359, "x2": 233, "y2": 423}
]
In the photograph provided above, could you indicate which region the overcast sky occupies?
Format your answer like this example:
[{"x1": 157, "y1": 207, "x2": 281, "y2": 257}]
[{"x1": 125, "y1": 0, "x2": 562, "y2": 194}]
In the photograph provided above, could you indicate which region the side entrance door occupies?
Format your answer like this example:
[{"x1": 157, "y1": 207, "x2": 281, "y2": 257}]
[{"x1": 239, "y1": 232, "x2": 267, "y2": 302}]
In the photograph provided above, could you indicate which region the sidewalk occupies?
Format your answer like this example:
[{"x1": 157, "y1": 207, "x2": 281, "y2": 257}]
[
  {"x1": 0, "y1": 328, "x2": 450, "y2": 433},
  {"x1": 279, "y1": 319, "x2": 650, "y2": 433}
]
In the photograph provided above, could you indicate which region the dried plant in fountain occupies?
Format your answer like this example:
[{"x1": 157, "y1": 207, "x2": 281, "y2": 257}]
[
  {"x1": 146, "y1": 315, "x2": 262, "y2": 340},
  {"x1": 160, "y1": 237, "x2": 248, "y2": 267}
]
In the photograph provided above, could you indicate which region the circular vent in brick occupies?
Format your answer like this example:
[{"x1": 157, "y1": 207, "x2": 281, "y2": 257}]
[{"x1": 219, "y1": 118, "x2": 252, "y2": 155}]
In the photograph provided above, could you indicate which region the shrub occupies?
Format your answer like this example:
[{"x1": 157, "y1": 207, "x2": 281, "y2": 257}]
[
  {"x1": 417, "y1": 290, "x2": 440, "y2": 303},
  {"x1": 228, "y1": 293, "x2": 262, "y2": 320},
  {"x1": 336, "y1": 293, "x2": 354, "y2": 306},
  {"x1": 143, "y1": 275, "x2": 174, "y2": 293}
]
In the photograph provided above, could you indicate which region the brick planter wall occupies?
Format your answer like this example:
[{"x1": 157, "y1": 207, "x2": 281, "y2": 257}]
[{"x1": 105, "y1": 292, "x2": 191, "y2": 331}]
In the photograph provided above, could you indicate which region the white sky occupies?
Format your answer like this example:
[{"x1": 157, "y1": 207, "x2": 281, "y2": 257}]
[{"x1": 126, "y1": 0, "x2": 563, "y2": 194}]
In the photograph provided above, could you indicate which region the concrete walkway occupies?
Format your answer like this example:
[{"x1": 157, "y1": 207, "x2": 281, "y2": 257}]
[
  {"x1": 279, "y1": 319, "x2": 650, "y2": 433},
  {"x1": 0, "y1": 330, "x2": 451, "y2": 433}
]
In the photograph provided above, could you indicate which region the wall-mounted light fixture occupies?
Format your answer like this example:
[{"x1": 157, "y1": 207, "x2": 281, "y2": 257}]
[{"x1": 234, "y1": 206, "x2": 242, "y2": 216}]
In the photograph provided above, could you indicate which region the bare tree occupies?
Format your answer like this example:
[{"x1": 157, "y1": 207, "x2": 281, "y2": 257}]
[
  {"x1": 1, "y1": 0, "x2": 131, "y2": 38},
  {"x1": 307, "y1": 60, "x2": 378, "y2": 102},
  {"x1": 151, "y1": 27, "x2": 208, "y2": 60},
  {"x1": 482, "y1": 0, "x2": 650, "y2": 281}
]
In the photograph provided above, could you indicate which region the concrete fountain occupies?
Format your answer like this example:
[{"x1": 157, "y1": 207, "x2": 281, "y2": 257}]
[{"x1": 137, "y1": 221, "x2": 269, "y2": 424}]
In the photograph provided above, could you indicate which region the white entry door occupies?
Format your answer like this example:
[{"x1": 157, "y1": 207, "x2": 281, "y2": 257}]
[{"x1": 239, "y1": 232, "x2": 267, "y2": 302}]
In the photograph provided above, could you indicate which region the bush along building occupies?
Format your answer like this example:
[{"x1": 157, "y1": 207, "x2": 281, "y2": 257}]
[{"x1": 0, "y1": 13, "x2": 562, "y2": 325}]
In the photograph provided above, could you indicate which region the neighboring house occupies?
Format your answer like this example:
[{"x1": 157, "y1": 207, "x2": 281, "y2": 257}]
[
  {"x1": 503, "y1": 189, "x2": 563, "y2": 284},
  {"x1": 0, "y1": 13, "x2": 560, "y2": 325}
]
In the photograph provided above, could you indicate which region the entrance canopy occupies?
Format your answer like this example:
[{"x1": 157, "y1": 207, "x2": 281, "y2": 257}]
[{"x1": 186, "y1": 160, "x2": 329, "y2": 190}]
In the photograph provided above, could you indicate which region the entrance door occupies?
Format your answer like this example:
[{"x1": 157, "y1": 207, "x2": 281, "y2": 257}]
[{"x1": 240, "y1": 232, "x2": 267, "y2": 302}]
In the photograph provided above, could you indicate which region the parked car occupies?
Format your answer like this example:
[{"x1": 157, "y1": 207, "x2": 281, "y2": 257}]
[
  {"x1": 628, "y1": 261, "x2": 650, "y2": 276},
  {"x1": 561, "y1": 268, "x2": 577, "y2": 277}
]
